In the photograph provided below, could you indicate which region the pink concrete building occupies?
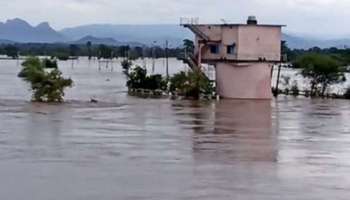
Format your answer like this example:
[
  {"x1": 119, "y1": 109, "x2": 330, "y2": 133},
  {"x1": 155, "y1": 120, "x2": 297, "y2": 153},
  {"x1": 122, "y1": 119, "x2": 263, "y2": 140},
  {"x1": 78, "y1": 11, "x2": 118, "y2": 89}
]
[{"x1": 182, "y1": 16, "x2": 284, "y2": 99}]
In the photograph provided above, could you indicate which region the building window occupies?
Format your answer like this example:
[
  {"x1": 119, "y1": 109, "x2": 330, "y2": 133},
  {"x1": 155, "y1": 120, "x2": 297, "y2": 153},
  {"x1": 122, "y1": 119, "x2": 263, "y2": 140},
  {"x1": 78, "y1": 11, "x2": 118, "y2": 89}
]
[
  {"x1": 209, "y1": 44, "x2": 219, "y2": 54},
  {"x1": 227, "y1": 44, "x2": 236, "y2": 54}
]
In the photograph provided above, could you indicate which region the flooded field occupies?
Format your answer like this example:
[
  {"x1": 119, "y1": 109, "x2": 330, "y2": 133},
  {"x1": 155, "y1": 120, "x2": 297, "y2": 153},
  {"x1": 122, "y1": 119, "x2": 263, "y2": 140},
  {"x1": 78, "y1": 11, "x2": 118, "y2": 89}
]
[{"x1": 1, "y1": 58, "x2": 350, "y2": 199}]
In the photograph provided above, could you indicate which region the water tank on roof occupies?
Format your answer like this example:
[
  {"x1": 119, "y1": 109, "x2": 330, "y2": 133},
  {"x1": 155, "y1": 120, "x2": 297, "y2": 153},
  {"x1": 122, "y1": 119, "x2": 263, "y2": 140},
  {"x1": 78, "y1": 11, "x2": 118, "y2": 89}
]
[{"x1": 247, "y1": 16, "x2": 258, "y2": 25}]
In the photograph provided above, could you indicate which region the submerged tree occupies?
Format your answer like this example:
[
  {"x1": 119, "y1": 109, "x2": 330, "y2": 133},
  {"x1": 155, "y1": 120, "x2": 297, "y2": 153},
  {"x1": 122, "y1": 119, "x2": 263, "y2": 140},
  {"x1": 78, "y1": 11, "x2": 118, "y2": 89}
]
[
  {"x1": 18, "y1": 57, "x2": 73, "y2": 102},
  {"x1": 126, "y1": 66, "x2": 166, "y2": 91},
  {"x1": 293, "y1": 54, "x2": 346, "y2": 97},
  {"x1": 170, "y1": 69, "x2": 214, "y2": 99},
  {"x1": 121, "y1": 59, "x2": 133, "y2": 74}
]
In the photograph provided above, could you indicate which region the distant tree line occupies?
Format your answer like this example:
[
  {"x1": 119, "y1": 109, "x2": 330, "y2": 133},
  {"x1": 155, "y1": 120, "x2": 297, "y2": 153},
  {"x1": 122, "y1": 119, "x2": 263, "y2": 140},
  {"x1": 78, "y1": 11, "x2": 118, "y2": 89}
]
[
  {"x1": 2, "y1": 41, "x2": 350, "y2": 65},
  {"x1": 0, "y1": 42, "x2": 184, "y2": 60},
  {"x1": 279, "y1": 42, "x2": 350, "y2": 99},
  {"x1": 283, "y1": 42, "x2": 350, "y2": 66}
]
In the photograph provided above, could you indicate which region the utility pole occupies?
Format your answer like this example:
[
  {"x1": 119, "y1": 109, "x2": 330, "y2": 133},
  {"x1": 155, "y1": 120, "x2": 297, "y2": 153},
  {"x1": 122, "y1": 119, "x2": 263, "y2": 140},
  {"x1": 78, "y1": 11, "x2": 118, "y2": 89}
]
[
  {"x1": 165, "y1": 40, "x2": 169, "y2": 80},
  {"x1": 152, "y1": 41, "x2": 156, "y2": 74}
]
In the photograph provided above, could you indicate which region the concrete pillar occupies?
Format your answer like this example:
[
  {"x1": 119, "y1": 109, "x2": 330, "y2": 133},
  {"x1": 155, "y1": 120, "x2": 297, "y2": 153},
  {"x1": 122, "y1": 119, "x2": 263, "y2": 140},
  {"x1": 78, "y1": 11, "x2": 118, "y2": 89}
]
[{"x1": 215, "y1": 62, "x2": 273, "y2": 99}]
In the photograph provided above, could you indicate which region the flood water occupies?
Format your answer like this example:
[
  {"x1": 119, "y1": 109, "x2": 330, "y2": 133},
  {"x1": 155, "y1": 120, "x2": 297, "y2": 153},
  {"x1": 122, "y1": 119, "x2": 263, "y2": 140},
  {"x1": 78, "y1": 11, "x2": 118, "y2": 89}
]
[{"x1": 1, "y1": 58, "x2": 350, "y2": 199}]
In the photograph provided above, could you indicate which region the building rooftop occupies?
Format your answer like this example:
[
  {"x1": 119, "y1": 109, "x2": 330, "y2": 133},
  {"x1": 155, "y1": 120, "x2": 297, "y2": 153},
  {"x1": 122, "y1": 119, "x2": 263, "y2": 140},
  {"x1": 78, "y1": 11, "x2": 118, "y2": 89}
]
[
  {"x1": 181, "y1": 16, "x2": 286, "y2": 28},
  {"x1": 184, "y1": 24, "x2": 286, "y2": 27}
]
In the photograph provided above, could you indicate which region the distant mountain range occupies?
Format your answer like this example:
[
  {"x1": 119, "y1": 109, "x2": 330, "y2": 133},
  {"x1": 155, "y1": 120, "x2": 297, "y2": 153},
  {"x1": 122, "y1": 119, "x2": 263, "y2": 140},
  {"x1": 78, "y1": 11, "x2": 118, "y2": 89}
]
[
  {"x1": 0, "y1": 39, "x2": 15, "y2": 44},
  {"x1": 72, "y1": 35, "x2": 144, "y2": 46},
  {"x1": 0, "y1": 18, "x2": 350, "y2": 49},
  {"x1": 282, "y1": 34, "x2": 350, "y2": 49},
  {"x1": 0, "y1": 18, "x2": 65, "y2": 43},
  {"x1": 61, "y1": 24, "x2": 193, "y2": 47}
]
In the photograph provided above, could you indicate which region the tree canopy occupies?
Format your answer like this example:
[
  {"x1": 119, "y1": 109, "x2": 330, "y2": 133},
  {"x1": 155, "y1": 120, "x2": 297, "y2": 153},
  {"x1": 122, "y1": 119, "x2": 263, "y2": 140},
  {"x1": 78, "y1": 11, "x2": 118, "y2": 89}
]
[
  {"x1": 293, "y1": 53, "x2": 346, "y2": 96},
  {"x1": 18, "y1": 57, "x2": 73, "y2": 102}
]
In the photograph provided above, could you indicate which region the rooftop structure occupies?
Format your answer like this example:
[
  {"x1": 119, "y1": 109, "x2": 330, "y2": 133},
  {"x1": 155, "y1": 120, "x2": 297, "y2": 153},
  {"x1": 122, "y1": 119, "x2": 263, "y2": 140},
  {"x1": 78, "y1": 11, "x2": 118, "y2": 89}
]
[{"x1": 181, "y1": 16, "x2": 284, "y2": 99}]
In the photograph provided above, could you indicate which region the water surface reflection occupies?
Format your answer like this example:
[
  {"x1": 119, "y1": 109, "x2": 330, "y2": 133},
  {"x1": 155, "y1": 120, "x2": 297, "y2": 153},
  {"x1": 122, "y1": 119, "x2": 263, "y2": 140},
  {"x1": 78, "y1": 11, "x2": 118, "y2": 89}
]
[{"x1": 173, "y1": 100, "x2": 277, "y2": 163}]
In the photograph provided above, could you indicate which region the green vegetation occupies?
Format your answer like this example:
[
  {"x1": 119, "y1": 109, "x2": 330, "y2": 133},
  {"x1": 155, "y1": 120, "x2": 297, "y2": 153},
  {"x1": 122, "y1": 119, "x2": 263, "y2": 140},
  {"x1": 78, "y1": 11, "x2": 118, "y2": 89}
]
[
  {"x1": 290, "y1": 81, "x2": 300, "y2": 96},
  {"x1": 18, "y1": 57, "x2": 73, "y2": 102},
  {"x1": 344, "y1": 87, "x2": 350, "y2": 99},
  {"x1": 53, "y1": 52, "x2": 70, "y2": 61},
  {"x1": 183, "y1": 39, "x2": 194, "y2": 54},
  {"x1": 3, "y1": 45, "x2": 19, "y2": 58},
  {"x1": 86, "y1": 41, "x2": 92, "y2": 60},
  {"x1": 97, "y1": 44, "x2": 113, "y2": 59},
  {"x1": 169, "y1": 69, "x2": 214, "y2": 99},
  {"x1": 121, "y1": 59, "x2": 132, "y2": 72},
  {"x1": 126, "y1": 66, "x2": 167, "y2": 91},
  {"x1": 293, "y1": 54, "x2": 346, "y2": 97},
  {"x1": 0, "y1": 43, "x2": 183, "y2": 59},
  {"x1": 284, "y1": 44, "x2": 350, "y2": 66},
  {"x1": 126, "y1": 65, "x2": 214, "y2": 99},
  {"x1": 42, "y1": 58, "x2": 58, "y2": 68}
]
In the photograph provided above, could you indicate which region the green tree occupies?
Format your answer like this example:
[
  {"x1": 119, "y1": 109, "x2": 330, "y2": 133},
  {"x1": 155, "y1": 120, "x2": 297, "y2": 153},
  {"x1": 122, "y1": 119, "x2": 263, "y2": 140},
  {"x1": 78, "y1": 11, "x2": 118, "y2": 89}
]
[
  {"x1": 121, "y1": 59, "x2": 132, "y2": 75},
  {"x1": 18, "y1": 57, "x2": 73, "y2": 102},
  {"x1": 118, "y1": 45, "x2": 130, "y2": 57},
  {"x1": 69, "y1": 44, "x2": 79, "y2": 57},
  {"x1": 126, "y1": 66, "x2": 166, "y2": 90},
  {"x1": 98, "y1": 44, "x2": 113, "y2": 59},
  {"x1": 4, "y1": 45, "x2": 19, "y2": 59},
  {"x1": 170, "y1": 69, "x2": 214, "y2": 99},
  {"x1": 183, "y1": 39, "x2": 194, "y2": 54},
  {"x1": 86, "y1": 41, "x2": 92, "y2": 60},
  {"x1": 293, "y1": 54, "x2": 346, "y2": 97}
]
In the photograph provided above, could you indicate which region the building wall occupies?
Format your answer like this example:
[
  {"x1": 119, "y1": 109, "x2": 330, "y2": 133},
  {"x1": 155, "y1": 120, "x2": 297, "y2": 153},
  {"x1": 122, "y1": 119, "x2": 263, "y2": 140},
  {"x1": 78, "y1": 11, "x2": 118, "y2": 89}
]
[
  {"x1": 222, "y1": 26, "x2": 239, "y2": 60},
  {"x1": 215, "y1": 62, "x2": 273, "y2": 99},
  {"x1": 237, "y1": 26, "x2": 281, "y2": 61},
  {"x1": 194, "y1": 25, "x2": 281, "y2": 62}
]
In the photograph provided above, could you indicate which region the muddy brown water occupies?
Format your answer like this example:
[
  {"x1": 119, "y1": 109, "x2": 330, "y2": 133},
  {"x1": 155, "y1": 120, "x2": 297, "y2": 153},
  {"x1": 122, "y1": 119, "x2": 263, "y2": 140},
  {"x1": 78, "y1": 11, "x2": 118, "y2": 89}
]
[{"x1": 0, "y1": 58, "x2": 350, "y2": 199}]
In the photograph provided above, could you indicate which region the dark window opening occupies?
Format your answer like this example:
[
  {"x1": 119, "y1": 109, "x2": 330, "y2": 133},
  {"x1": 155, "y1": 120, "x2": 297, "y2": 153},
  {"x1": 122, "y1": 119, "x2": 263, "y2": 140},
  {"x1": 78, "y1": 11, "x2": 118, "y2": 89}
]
[
  {"x1": 227, "y1": 44, "x2": 236, "y2": 54},
  {"x1": 209, "y1": 44, "x2": 219, "y2": 54}
]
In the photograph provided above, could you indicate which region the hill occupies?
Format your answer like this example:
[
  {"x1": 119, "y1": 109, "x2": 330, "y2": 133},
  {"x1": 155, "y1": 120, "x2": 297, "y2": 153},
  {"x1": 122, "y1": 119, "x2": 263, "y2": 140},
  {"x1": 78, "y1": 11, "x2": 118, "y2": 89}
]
[
  {"x1": 0, "y1": 18, "x2": 66, "y2": 43},
  {"x1": 283, "y1": 34, "x2": 350, "y2": 49},
  {"x1": 71, "y1": 35, "x2": 144, "y2": 46},
  {"x1": 0, "y1": 39, "x2": 16, "y2": 44},
  {"x1": 61, "y1": 24, "x2": 193, "y2": 47}
]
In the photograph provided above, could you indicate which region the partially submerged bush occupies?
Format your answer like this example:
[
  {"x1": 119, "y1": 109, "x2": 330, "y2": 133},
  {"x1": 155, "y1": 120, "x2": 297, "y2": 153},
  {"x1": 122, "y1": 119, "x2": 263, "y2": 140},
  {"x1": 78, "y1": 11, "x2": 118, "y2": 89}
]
[
  {"x1": 121, "y1": 59, "x2": 132, "y2": 71},
  {"x1": 18, "y1": 57, "x2": 73, "y2": 102},
  {"x1": 169, "y1": 69, "x2": 214, "y2": 99},
  {"x1": 54, "y1": 53, "x2": 70, "y2": 61},
  {"x1": 121, "y1": 59, "x2": 133, "y2": 77},
  {"x1": 127, "y1": 66, "x2": 167, "y2": 91},
  {"x1": 290, "y1": 81, "x2": 300, "y2": 96},
  {"x1": 126, "y1": 65, "x2": 214, "y2": 99},
  {"x1": 293, "y1": 53, "x2": 346, "y2": 97}
]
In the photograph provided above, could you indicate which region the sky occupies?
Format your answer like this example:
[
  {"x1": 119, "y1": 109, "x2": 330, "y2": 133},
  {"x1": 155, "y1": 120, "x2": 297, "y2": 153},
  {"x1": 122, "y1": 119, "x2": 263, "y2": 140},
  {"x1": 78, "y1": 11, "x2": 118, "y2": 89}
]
[{"x1": 0, "y1": 0, "x2": 349, "y2": 38}]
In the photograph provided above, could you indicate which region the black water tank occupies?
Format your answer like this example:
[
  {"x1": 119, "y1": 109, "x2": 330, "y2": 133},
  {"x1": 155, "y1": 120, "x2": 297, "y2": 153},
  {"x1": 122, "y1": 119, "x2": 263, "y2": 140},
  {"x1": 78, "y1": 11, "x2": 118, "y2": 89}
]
[{"x1": 247, "y1": 16, "x2": 258, "y2": 25}]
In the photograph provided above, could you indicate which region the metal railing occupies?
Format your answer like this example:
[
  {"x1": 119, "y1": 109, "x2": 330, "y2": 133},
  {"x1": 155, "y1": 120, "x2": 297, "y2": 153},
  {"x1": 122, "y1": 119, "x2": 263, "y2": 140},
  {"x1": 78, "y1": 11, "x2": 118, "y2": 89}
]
[{"x1": 180, "y1": 17, "x2": 199, "y2": 26}]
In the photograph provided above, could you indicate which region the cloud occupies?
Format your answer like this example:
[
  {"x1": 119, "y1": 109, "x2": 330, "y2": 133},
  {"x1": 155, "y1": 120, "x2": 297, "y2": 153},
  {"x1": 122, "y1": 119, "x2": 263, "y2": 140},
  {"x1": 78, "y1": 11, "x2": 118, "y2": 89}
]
[{"x1": 0, "y1": 0, "x2": 349, "y2": 38}]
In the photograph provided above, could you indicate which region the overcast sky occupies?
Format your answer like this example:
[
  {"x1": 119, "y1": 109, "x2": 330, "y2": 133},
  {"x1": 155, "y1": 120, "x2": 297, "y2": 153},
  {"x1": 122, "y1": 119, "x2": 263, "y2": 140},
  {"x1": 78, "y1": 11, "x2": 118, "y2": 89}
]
[{"x1": 0, "y1": 0, "x2": 349, "y2": 38}]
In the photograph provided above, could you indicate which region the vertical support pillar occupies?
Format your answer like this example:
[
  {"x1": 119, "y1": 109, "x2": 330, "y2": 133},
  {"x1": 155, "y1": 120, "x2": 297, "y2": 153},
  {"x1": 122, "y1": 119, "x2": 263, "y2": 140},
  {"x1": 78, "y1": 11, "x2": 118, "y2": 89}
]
[
  {"x1": 274, "y1": 64, "x2": 282, "y2": 97},
  {"x1": 198, "y1": 43, "x2": 204, "y2": 68}
]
